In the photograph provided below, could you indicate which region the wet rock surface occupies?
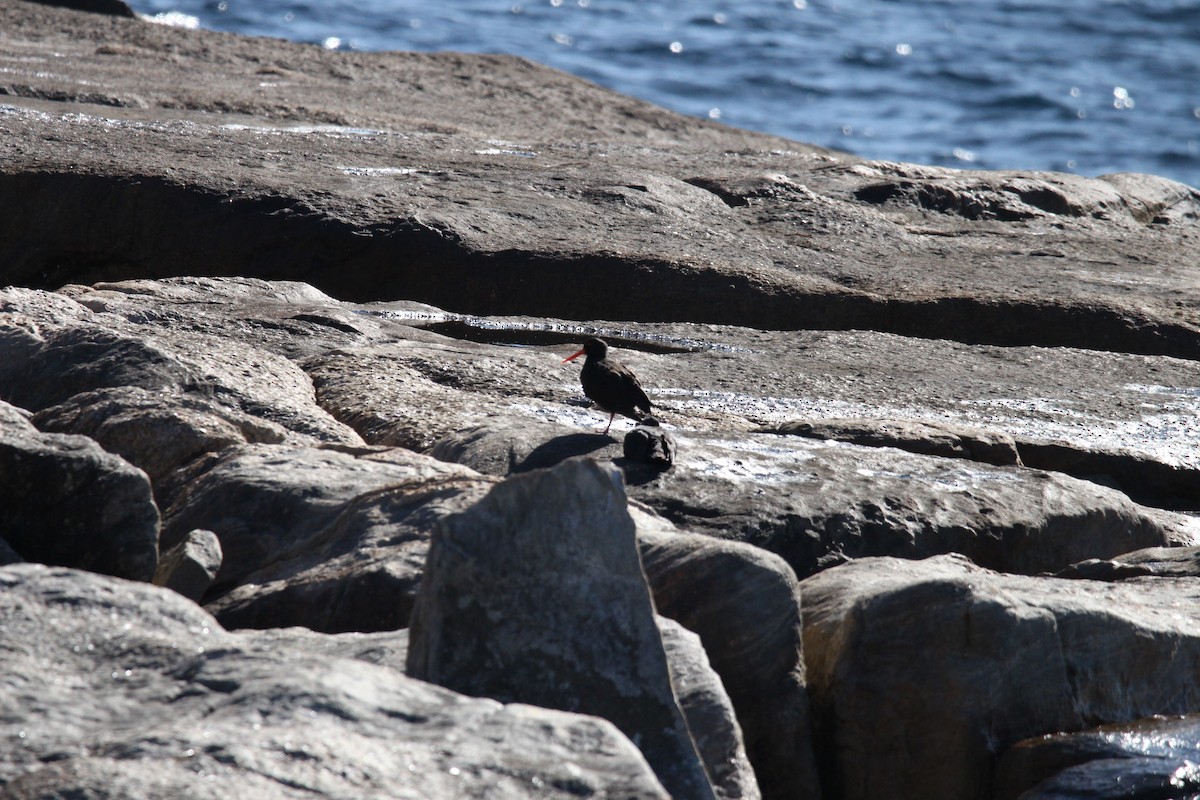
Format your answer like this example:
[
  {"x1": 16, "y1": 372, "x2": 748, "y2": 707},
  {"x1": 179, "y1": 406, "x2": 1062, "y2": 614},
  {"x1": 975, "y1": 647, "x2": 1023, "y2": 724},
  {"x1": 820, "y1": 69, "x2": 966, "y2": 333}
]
[
  {"x1": 2, "y1": 3, "x2": 1200, "y2": 798},
  {"x1": 432, "y1": 420, "x2": 1178, "y2": 580},
  {"x1": 993, "y1": 713, "x2": 1200, "y2": 800}
]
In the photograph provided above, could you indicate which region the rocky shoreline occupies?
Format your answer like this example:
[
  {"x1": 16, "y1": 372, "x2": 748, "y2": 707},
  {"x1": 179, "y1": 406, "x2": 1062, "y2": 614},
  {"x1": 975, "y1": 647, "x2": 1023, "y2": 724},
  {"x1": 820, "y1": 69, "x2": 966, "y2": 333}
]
[{"x1": 3, "y1": 2, "x2": 1200, "y2": 798}]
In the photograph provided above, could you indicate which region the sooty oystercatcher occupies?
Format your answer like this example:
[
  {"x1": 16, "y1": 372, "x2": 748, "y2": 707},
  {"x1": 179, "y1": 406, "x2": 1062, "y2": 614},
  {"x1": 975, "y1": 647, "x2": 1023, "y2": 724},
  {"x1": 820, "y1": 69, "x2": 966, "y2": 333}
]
[{"x1": 562, "y1": 337, "x2": 652, "y2": 435}]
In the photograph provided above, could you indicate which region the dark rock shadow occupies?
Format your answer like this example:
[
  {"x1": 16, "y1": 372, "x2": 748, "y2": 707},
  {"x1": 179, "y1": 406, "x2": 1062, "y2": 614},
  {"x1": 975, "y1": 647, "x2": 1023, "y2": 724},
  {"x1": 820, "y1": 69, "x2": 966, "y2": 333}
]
[
  {"x1": 613, "y1": 458, "x2": 672, "y2": 487},
  {"x1": 513, "y1": 433, "x2": 615, "y2": 473}
]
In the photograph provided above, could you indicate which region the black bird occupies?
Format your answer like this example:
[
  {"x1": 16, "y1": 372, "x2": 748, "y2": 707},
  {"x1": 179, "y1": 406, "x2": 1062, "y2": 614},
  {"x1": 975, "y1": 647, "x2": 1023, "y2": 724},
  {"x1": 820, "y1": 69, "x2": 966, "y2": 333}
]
[{"x1": 562, "y1": 337, "x2": 652, "y2": 435}]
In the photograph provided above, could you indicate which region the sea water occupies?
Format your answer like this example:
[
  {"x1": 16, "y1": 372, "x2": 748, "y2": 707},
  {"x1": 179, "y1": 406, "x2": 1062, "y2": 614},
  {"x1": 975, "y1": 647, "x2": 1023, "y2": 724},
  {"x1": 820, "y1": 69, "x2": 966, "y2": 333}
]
[{"x1": 128, "y1": 0, "x2": 1200, "y2": 188}]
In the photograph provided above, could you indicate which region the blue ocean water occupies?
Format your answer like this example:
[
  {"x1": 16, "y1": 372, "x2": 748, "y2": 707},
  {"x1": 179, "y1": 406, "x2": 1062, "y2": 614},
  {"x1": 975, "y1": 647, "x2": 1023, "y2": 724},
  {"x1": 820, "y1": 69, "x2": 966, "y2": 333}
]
[{"x1": 129, "y1": 0, "x2": 1200, "y2": 188}]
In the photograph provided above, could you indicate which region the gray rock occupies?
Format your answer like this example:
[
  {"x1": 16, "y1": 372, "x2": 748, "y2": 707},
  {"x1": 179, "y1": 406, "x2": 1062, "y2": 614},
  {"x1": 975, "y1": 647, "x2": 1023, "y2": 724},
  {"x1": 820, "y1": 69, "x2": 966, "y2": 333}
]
[
  {"x1": 153, "y1": 528, "x2": 222, "y2": 603},
  {"x1": 993, "y1": 713, "x2": 1200, "y2": 800},
  {"x1": 261, "y1": 610, "x2": 761, "y2": 800},
  {"x1": 2, "y1": 3, "x2": 1199, "y2": 366},
  {"x1": 161, "y1": 442, "x2": 493, "y2": 632},
  {"x1": 639, "y1": 525, "x2": 820, "y2": 800},
  {"x1": 13, "y1": 277, "x2": 1200, "y2": 519},
  {"x1": 434, "y1": 421, "x2": 1172, "y2": 579},
  {"x1": 659, "y1": 617, "x2": 761, "y2": 800},
  {"x1": 307, "y1": 338, "x2": 576, "y2": 452},
  {"x1": 407, "y1": 458, "x2": 717, "y2": 800},
  {"x1": 624, "y1": 416, "x2": 678, "y2": 470},
  {"x1": 1056, "y1": 544, "x2": 1200, "y2": 580},
  {"x1": 33, "y1": 386, "x2": 289, "y2": 485},
  {"x1": 431, "y1": 420, "x2": 616, "y2": 477},
  {"x1": 769, "y1": 417, "x2": 1021, "y2": 466},
  {"x1": 0, "y1": 399, "x2": 158, "y2": 581},
  {"x1": 801, "y1": 554, "x2": 1200, "y2": 800},
  {"x1": 0, "y1": 563, "x2": 671, "y2": 799},
  {"x1": 0, "y1": 287, "x2": 362, "y2": 445}
]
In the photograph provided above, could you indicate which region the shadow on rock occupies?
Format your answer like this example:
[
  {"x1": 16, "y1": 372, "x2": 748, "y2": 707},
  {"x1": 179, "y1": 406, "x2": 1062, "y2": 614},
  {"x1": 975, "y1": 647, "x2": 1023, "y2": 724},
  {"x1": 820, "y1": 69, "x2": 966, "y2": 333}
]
[{"x1": 515, "y1": 433, "x2": 614, "y2": 472}]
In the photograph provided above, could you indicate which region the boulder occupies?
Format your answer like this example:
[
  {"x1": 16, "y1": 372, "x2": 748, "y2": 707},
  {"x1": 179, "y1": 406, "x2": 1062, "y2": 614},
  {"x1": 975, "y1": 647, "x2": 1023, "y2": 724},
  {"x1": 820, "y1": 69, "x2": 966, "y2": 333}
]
[
  {"x1": 161, "y1": 442, "x2": 493, "y2": 632},
  {"x1": 306, "y1": 339, "x2": 575, "y2": 452},
  {"x1": 10, "y1": 277, "x2": 1200, "y2": 520},
  {"x1": 407, "y1": 458, "x2": 717, "y2": 800},
  {"x1": 316, "y1": 315, "x2": 1200, "y2": 512},
  {"x1": 153, "y1": 528, "x2": 222, "y2": 603},
  {"x1": 433, "y1": 421, "x2": 1172, "y2": 579},
  {"x1": 0, "y1": 286, "x2": 362, "y2": 445},
  {"x1": 0, "y1": 399, "x2": 158, "y2": 581},
  {"x1": 0, "y1": 563, "x2": 671, "y2": 799},
  {"x1": 33, "y1": 385, "x2": 289, "y2": 486},
  {"x1": 623, "y1": 417, "x2": 678, "y2": 470},
  {"x1": 993, "y1": 714, "x2": 1200, "y2": 800},
  {"x1": 801, "y1": 554, "x2": 1200, "y2": 800},
  {"x1": 659, "y1": 617, "x2": 761, "y2": 800},
  {"x1": 262, "y1": 613, "x2": 761, "y2": 800},
  {"x1": 639, "y1": 525, "x2": 820, "y2": 800}
]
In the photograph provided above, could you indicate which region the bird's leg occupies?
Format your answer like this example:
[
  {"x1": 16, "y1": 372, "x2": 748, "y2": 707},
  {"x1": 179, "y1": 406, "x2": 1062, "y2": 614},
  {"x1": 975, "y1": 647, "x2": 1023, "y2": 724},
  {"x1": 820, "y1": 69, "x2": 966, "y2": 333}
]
[{"x1": 602, "y1": 412, "x2": 615, "y2": 435}]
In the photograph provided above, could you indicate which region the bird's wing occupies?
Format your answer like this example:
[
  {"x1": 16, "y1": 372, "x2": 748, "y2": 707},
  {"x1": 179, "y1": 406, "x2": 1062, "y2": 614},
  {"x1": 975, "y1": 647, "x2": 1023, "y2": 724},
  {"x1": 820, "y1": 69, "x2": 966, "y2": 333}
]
[{"x1": 630, "y1": 376, "x2": 652, "y2": 414}]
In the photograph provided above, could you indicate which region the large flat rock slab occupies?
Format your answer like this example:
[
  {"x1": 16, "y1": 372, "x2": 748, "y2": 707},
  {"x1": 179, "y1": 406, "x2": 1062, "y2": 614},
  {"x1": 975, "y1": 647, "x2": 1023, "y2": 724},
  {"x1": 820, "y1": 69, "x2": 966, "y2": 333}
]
[
  {"x1": 1, "y1": 1, "x2": 1199, "y2": 359},
  {"x1": 7, "y1": 278, "x2": 1195, "y2": 581},
  {"x1": 436, "y1": 422, "x2": 1178, "y2": 580}
]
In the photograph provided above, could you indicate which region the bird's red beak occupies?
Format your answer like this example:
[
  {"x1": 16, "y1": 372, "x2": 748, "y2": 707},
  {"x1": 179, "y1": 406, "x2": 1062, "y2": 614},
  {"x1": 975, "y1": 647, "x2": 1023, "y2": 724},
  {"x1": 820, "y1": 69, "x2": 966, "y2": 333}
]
[{"x1": 562, "y1": 348, "x2": 585, "y2": 363}]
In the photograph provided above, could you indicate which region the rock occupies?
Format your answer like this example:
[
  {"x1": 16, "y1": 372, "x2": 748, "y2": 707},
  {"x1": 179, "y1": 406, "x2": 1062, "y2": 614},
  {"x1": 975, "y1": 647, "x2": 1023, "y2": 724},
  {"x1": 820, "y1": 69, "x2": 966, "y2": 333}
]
[
  {"x1": 435, "y1": 421, "x2": 1172, "y2": 580},
  {"x1": 33, "y1": 386, "x2": 289, "y2": 486},
  {"x1": 160, "y1": 442, "x2": 493, "y2": 632},
  {"x1": 993, "y1": 714, "x2": 1200, "y2": 800},
  {"x1": 10, "y1": 277, "x2": 1200, "y2": 519},
  {"x1": 0, "y1": 398, "x2": 158, "y2": 581},
  {"x1": 1056, "y1": 544, "x2": 1200, "y2": 580},
  {"x1": 407, "y1": 458, "x2": 717, "y2": 800},
  {"x1": 153, "y1": 528, "x2": 222, "y2": 603},
  {"x1": 658, "y1": 617, "x2": 761, "y2": 800},
  {"x1": 432, "y1": 421, "x2": 617, "y2": 477},
  {"x1": 639, "y1": 525, "x2": 820, "y2": 800},
  {"x1": 262, "y1": 612, "x2": 760, "y2": 800},
  {"x1": 306, "y1": 338, "x2": 574, "y2": 452},
  {"x1": 801, "y1": 554, "x2": 1200, "y2": 800},
  {"x1": 623, "y1": 416, "x2": 678, "y2": 470},
  {"x1": 0, "y1": 286, "x2": 362, "y2": 445},
  {"x1": 0, "y1": 563, "x2": 671, "y2": 799},
  {"x1": 0, "y1": 536, "x2": 23, "y2": 566},
  {"x1": 2, "y1": 3, "x2": 1199, "y2": 362},
  {"x1": 769, "y1": 417, "x2": 1021, "y2": 466}
]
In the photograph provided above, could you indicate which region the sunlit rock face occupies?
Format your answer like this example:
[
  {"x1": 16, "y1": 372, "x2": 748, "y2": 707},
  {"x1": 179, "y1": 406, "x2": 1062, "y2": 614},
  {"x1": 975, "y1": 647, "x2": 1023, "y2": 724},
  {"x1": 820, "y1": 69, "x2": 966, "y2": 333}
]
[
  {"x1": 801, "y1": 555, "x2": 1200, "y2": 800},
  {"x1": 2, "y1": 3, "x2": 1200, "y2": 798}
]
